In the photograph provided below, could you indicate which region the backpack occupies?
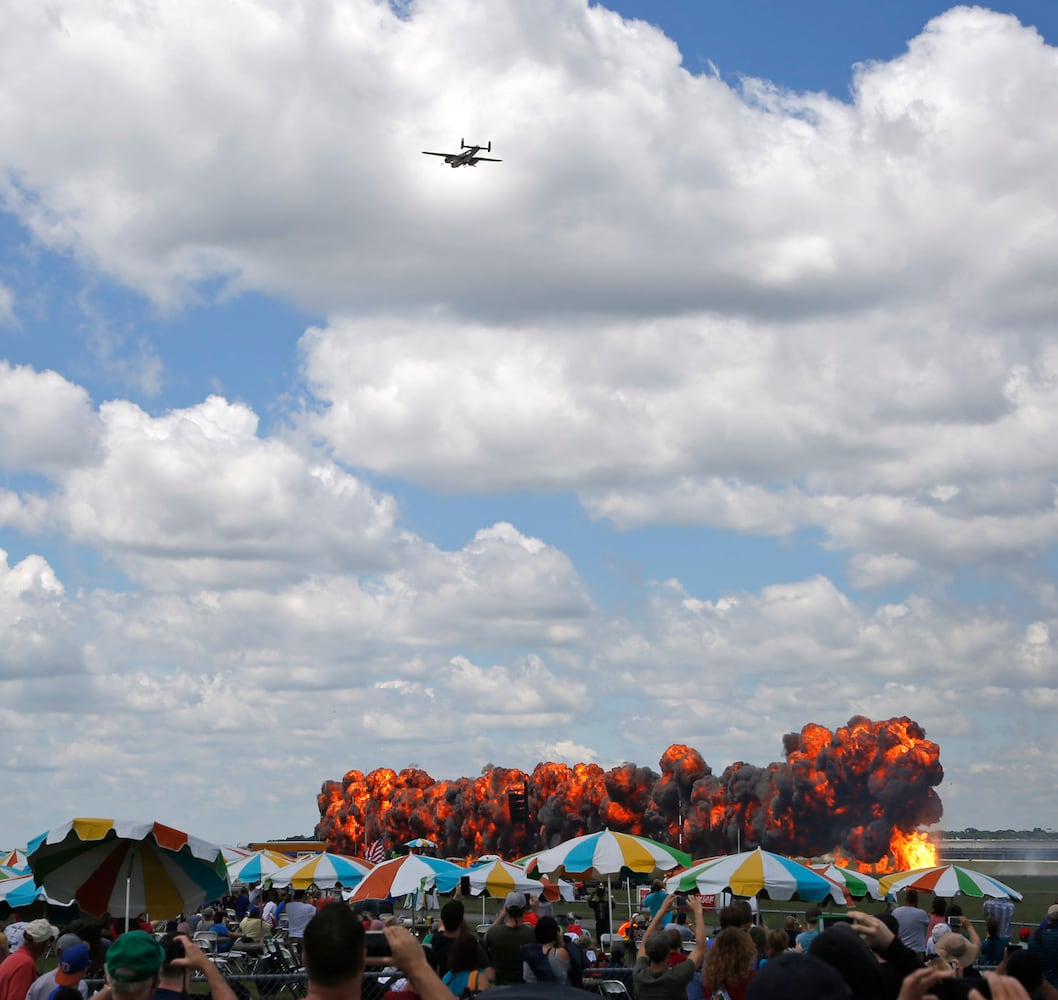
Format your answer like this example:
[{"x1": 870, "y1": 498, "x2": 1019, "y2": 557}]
[
  {"x1": 521, "y1": 943, "x2": 558, "y2": 981},
  {"x1": 563, "y1": 937, "x2": 586, "y2": 988},
  {"x1": 443, "y1": 969, "x2": 484, "y2": 999}
]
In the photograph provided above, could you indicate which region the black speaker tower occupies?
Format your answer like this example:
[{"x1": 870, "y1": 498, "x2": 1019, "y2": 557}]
[{"x1": 507, "y1": 786, "x2": 529, "y2": 824}]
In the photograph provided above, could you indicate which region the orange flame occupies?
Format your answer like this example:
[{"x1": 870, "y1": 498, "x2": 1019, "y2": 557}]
[{"x1": 873, "y1": 830, "x2": 939, "y2": 873}]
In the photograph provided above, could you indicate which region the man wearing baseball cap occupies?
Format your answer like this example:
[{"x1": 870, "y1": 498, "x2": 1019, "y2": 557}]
[
  {"x1": 485, "y1": 891, "x2": 535, "y2": 985},
  {"x1": 0, "y1": 919, "x2": 58, "y2": 1000},
  {"x1": 94, "y1": 931, "x2": 166, "y2": 1000},
  {"x1": 1028, "y1": 903, "x2": 1058, "y2": 988},
  {"x1": 26, "y1": 938, "x2": 91, "y2": 1000}
]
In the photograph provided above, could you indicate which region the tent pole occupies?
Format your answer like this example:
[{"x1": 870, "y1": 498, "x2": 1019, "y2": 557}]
[{"x1": 606, "y1": 875, "x2": 613, "y2": 959}]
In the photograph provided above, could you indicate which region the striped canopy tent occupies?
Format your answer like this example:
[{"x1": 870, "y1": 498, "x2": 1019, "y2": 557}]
[
  {"x1": 27, "y1": 818, "x2": 228, "y2": 921},
  {"x1": 466, "y1": 858, "x2": 541, "y2": 897},
  {"x1": 1, "y1": 851, "x2": 28, "y2": 872},
  {"x1": 505, "y1": 854, "x2": 577, "y2": 903},
  {"x1": 347, "y1": 854, "x2": 465, "y2": 900},
  {"x1": 461, "y1": 857, "x2": 540, "y2": 923},
  {"x1": 531, "y1": 830, "x2": 691, "y2": 880},
  {"x1": 665, "y1": 848, "x2": 846, "y2": 903},
  {"x1": 226, "y1": 850, "x2": 294, "y2": 886},
  {"x1": 877, "y1": 864, "x2": 1023, "y2": 901},
  {"x1": 512, "y1": 851, "x2": 544, "y2": 873},
  {"x1": 269, "y1": 852, "x2": 372, "y2": 890},
  {"x1": 809, "y1": 864, "x2": 893, "y2": 902},
  {"x1": 221, "y1": 846, "x2": 253, "y2": 865},
  {"x1": 0, "y1": 874, "x2": 53, "y2": 908},
  {"x1": 532, "y1": 830, "x2": 692, "y2": 941}
]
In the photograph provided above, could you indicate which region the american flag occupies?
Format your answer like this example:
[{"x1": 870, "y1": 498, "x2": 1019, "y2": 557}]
[{"x1": 365, "y1": 837, "x2": 386, "y2": 864}]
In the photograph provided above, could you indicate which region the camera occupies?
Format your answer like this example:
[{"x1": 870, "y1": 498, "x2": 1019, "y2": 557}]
[
  {"x1": 365, "y1": 931, "x2": 392, "y2": 959},
  {"x1": 161, "y1": 936, "x2": 186, "y2": 966},
  {"x1": 934, "y1": 978, "x2": 991, "y2": 1000}
]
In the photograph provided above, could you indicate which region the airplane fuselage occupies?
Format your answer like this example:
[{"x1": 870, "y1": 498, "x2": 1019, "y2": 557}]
[{"x1": 445, "y1": 147, "x2": 483, "y2": 167}]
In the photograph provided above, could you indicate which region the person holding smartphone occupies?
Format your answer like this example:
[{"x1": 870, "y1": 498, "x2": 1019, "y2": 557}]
[{"x1": 154, "y1": 935, "x2": 239, "y2": 1000}]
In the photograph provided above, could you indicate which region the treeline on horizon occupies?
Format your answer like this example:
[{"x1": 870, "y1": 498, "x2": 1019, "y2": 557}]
[{"x1": 941, "y1": 828, "x2": 1058, "y2": 839}]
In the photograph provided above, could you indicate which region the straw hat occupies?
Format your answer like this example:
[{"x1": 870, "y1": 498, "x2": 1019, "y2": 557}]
[{"x1": 934, "y1": 932, "x2": 979, "y2": 969}]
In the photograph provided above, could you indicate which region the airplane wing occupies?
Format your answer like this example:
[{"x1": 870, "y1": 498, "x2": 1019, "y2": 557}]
[
  {"x1": 421, "y1": 151, "x2": 455, "y2": 157},
  {"x1": 468, "y1": 156, "x2": 502, "y2": 163}
]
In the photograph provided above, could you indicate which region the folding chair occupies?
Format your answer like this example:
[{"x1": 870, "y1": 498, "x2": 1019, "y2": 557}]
[
  {"x1": 192, "y1": 931, "x2": 219, "y2": 956},
  {"x1": 595, "y1": 981, "x2": 633, "y2": 1000}
]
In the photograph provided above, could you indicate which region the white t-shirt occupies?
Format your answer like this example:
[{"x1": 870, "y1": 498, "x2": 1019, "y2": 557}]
[
  {"x1": 26, "y1": 970, "x2": 89, "y2": 1000},
  {"x1": 285, "y1": 901, "x2": 317, "y2": 938}
]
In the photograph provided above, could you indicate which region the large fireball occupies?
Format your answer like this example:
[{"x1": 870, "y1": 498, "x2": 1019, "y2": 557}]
[{"x1": 317, "y1": 715, "x2": 941, "y2": 868}]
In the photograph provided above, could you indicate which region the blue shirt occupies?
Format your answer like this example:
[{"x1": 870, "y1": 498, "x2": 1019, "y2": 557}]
[{"x1": 643, "y1": 891, "x2": 673, "y2": 927}]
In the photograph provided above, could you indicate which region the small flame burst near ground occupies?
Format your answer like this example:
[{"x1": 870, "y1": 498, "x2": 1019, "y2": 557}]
[{"x1": 317, "y1": 715, "x2": 942, "y2": 871}]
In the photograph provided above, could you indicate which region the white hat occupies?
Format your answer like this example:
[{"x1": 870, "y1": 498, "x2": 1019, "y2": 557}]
[{"x1": 23, "y1": 919, "x2": 59, "y2": 944}]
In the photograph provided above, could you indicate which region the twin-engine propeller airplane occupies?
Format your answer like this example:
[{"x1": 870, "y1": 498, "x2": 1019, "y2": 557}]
[{"x1": 421, "y1": 138, "x2": 502, "y2": 168}]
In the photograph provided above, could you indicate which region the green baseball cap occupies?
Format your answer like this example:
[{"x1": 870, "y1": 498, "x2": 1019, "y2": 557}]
[{"x1": 105, "y1": 931, "x2": 166, "y2": 984}]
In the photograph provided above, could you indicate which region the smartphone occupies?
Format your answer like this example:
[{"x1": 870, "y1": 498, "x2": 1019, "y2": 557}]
[
  {"x1": 365, "y1": 931, "x2": 391, "y2": 958},
  {"x1": 161, "y1": 936, "x2": 186, "y2": 965},
  {"x1": 934, "y1": 978, "x2": 991, "y2": 1000}
]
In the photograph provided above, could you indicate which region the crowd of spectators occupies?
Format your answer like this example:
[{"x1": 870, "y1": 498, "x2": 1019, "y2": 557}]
[{"x1": 2, "y1": 886, "x2": 1057, "y2": 1000}]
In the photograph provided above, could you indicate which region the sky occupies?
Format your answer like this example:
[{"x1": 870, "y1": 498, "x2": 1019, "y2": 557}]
[{"x1": 1, "y1": 0, "x2": 1057, "y2": 853}]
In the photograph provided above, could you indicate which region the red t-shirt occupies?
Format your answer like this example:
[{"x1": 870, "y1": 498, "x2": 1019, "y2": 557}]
[{"x1": 0, "y1": 948, "x2": 38, "y2": 1000}]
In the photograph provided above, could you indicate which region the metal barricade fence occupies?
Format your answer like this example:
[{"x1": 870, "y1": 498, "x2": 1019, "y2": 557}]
[
  {"x1": 85, "y1": 971, "x2": 403, "y2": 1000},
  {"x1": 85, "y1": 969, "x2": 636, "y2": 999}
]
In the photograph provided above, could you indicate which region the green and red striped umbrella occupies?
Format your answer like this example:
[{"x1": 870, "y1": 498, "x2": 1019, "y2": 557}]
[
  {"x1": 877, "y1": 864, "x2": 1022, "y2": 900},
  {"x1": 347, "y1": 853, "x2": 464, "y2": 899},
  {"x1": 810, "y1": 863, "x2": 893, "y2": 901},
  {"x1": 27, "y1": 818, "x2": 228, "y2": 920},
  {"x1": 666, "y1": 848, "x2": 845, "y2": 903}
]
